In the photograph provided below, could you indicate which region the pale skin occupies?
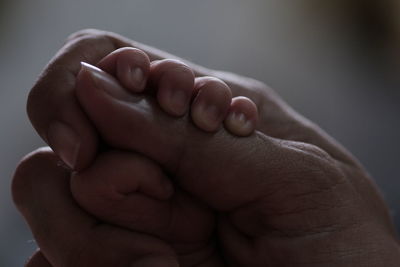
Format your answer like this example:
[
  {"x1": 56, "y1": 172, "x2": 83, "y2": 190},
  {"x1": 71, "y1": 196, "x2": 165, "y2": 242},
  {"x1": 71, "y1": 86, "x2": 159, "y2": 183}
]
[{"x1": 12, "y1": 29, "x2": 400, "y2": 266}]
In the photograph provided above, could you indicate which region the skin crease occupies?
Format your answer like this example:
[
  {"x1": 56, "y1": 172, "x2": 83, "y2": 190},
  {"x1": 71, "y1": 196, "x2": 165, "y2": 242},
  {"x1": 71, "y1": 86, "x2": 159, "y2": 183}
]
[{"x1": 12, "y1": 29, "x2": 400, "y2": 266}]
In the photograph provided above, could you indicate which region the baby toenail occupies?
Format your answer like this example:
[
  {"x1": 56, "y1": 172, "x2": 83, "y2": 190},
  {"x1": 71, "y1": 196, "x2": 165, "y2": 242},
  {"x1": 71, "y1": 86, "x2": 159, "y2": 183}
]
[
  {"x1": 131, "y1": 67, "x2": 144, "y2": 87},
  {"x1": 225, "y1": 112, "x2": 254, "y2": 136},
  {"x1": 236, "y1": 113, "x2": 246, "y2": 123}
]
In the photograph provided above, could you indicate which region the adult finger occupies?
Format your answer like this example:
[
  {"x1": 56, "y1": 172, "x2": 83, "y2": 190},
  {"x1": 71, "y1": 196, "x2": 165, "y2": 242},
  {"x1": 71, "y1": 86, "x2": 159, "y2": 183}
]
[
  {"x1": 27, "y1": 33, "x2": 119, "y2": 170},
  {"x1": 12, "y1": 147, "x2": 178, "y2": 267}
]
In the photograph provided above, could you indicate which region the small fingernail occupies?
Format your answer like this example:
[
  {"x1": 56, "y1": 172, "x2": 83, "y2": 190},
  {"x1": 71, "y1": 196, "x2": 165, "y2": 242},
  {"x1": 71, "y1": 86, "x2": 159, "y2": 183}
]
[
  {"x1": 131, "y1": 67, "x2": 144, "y2": 90},
  {"x1": 225, "y1": 112, "x2": 254, "y2": 136},
  {"x1": 80, "y1": 62, "x2": 123, "y2": 98},
  {"x1": 47, "y1": 122, "x2": 80, "y2": 169}
]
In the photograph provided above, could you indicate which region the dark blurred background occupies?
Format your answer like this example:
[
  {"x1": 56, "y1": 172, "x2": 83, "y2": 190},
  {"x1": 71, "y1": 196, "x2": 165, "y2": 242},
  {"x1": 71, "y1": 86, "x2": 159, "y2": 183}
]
[{"x1": 1, "y1": 0, "x2": 399, "y2": 266}]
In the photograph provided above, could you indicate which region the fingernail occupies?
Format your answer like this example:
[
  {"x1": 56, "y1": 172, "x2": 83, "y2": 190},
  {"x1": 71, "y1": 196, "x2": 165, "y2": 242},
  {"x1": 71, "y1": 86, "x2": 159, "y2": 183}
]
[
  {"x1": 47, "y1": 122, "x2": 80, "y2": 169},
  {"x1": 80, "y1": 62, "x2": 123, "y2": 98},
  {"x1": 225, "y1": 112, "x2": 254, "y2": 136}
]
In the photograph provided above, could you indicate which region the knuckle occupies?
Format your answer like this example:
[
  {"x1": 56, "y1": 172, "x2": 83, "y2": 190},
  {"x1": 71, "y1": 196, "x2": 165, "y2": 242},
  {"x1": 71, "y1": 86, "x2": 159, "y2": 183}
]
[
  {"x1": 27, "y1": 30, "x2": 118, "y2": 128},
  {"x1": 67, "y1": 33, "x2": 116, "y2": 56}
]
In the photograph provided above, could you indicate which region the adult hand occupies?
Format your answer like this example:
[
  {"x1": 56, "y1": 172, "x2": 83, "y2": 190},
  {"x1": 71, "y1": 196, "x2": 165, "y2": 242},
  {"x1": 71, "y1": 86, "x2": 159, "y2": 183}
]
[
  {"x1": 73, "y1": 47, "x2": 400, "y2": 266},
  {"x1": 16, "y1": 29, "x2": 400, "y2": 266}
]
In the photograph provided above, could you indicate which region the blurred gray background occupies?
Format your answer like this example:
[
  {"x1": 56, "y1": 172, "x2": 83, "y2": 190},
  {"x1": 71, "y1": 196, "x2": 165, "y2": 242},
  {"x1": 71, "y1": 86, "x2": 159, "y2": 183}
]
[{"x1": 1, "y1": 0, "x2": 399, "y2": 266}]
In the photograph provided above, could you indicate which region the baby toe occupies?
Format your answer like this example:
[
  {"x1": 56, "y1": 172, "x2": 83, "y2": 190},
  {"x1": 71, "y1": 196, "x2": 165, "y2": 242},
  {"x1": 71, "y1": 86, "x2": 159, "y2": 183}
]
[
  {"x1": 98, "y1": 47, "x2": 150, "y2": 92},
  {"x1": 191, "y1": 77, "x2": 232, "y2": 132},
  {"x1": 149, "y1": 59, "x2": 195, "y2": 117},
  {"x1": 224, "y1": 96, "x2": 258, "y2": 137}
]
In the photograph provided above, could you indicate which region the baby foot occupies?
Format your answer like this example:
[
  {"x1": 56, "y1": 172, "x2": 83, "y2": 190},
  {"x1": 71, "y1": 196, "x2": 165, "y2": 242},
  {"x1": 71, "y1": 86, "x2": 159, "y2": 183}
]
[
  {"x1": 95, "y1": 47, "x2": 258, "y2": 136},
  {"x1": 71, "y1": 49, "x2": 257, "y2": 264},
  {"x1": 74, "y1": 59, "x2": 359, "y2": 265}
]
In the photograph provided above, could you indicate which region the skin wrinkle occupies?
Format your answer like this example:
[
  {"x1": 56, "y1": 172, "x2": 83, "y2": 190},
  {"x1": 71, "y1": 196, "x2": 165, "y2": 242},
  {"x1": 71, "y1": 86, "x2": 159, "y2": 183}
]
[
  {"x1": 228, "y1": 157, "x2": 357, "y2": 238},
  {"x1": 233, "y1": 196, "x2": 337, "y2": 238}
]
